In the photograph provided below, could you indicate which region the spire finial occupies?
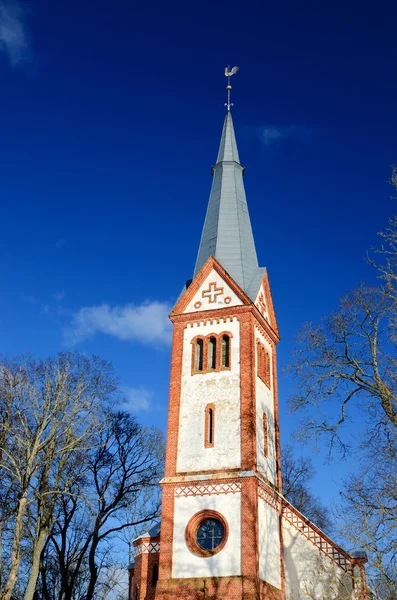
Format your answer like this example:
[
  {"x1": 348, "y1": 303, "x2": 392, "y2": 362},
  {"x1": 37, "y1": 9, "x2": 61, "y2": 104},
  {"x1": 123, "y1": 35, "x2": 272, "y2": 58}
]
[{"x1": 224, "y1": 65, "x2": 239, "y2": 111}]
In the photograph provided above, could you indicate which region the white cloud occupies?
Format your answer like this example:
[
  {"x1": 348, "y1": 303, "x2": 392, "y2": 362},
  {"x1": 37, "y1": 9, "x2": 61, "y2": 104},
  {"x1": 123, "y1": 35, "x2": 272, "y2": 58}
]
[
  {"x1": 64, "y1": 301, "x2": 172, "y2": 346},
  {"x1": 121, "y1": 386, "x2": 153, "y2": 413},
  {"x1": 261, "y1": 124, "x2": 313, "y2": 146},
  {"x1": 0, "y1": 1, "x2": 30, "y2": 67}
]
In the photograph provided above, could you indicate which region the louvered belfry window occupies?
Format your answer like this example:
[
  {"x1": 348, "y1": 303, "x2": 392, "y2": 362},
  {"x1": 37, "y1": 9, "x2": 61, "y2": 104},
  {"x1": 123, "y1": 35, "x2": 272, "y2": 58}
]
[
  {"x1": 221, "y1": 335, "x2": 230, "y2": 368},
  {"x1": 208, "y1": 337, "x2": 217, "y2": 370},
  {"x1": 195, "y1": 339, "x2": 204, "y2": 371}
]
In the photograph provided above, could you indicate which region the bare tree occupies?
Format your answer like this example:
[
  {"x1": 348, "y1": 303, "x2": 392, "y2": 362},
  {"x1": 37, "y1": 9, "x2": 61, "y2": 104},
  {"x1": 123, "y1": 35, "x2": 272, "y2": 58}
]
[
  {"x1": 0, "y1": 353, "x2": 116, "y2": 600},
  {"x1": 372, "y1": 166, "x2": 397, "y2": 300},
  {"x1": 38, "y1": 411, "x2": 163, "y2": 600},
  {"x1": 289, "y1": 284, "x2": 396, "y2": 455},
  {"x1": 288, "y1": 283, "x2": 397, "y2": 595},
  {"x1": 337, "y1": 433, "x2": 397, "y2": 599},
  {"x1": 288, "y1": 169, "x2": 397, "y2": 596},
  {"x1": 281, "y1": 444, "x2": 332, "y2": 533}
]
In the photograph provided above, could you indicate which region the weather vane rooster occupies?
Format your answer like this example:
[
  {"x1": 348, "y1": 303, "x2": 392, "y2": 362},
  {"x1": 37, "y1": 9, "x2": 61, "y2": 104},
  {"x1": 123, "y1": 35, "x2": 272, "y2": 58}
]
[{"x1": 224, "y1": 65, "x2": 239, "y2": 112}]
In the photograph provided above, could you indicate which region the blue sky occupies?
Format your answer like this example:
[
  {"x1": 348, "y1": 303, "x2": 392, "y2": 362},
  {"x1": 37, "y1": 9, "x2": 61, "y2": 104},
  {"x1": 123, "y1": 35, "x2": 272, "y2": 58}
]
[{"x1": 1, "y1": 0, "x2": 397, "y2": 511}]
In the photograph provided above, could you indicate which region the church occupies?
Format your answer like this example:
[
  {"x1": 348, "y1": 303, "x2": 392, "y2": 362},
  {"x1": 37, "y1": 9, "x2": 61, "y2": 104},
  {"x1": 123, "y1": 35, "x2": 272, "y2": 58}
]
[{"x1": 128, "y1": 72, "x2": 368, "y2": 600}]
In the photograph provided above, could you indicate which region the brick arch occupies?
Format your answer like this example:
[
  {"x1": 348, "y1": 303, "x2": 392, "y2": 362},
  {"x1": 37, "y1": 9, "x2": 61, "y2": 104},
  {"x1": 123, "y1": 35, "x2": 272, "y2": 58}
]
[
  {"x1": 191, "y1": 331, "x2": 234, "y2": 374},
  {"x1": 190, "y1": 335, "x2": 205, "y2": 373},
  {"x1": 256, "y1": 338, "x2": 271, "y2": 388},
  {"x1": 218, "y1": 331, "x2": 233, "y2": 370}
]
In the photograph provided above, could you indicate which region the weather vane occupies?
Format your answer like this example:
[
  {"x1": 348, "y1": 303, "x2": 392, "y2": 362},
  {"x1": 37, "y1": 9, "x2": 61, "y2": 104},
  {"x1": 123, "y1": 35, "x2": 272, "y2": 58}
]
[{"x1": 224, "y1": 65, "x2": 239, "y2": 111}]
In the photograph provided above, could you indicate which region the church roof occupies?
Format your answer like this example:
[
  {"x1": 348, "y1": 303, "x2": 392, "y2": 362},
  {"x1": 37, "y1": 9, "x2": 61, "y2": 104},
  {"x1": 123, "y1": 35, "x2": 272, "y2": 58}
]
[
  {"x1": 193, "y1": 111, "x2": 261, "y2": 297},
  {"x1": 133, "y1": 521, "x2": 161, "y2": 542}
]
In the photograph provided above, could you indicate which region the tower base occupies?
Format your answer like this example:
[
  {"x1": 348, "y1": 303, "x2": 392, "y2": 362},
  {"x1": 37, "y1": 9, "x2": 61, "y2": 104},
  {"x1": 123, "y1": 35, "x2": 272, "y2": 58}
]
[{"x1": 154, "y1": 576, "x2": 283, "y2": 600}]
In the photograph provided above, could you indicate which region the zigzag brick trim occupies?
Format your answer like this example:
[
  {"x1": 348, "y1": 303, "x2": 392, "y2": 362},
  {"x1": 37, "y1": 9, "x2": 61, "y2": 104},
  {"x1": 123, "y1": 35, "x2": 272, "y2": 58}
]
[
  {"x1": 282, "y1": 503, "x2": 351, "y2": 571},
  {"x1": 134, "y1": 541, "x2": 160, "y2": 556},
  {"x1": 258, "y1": 483, "x2": 279, "y2": 510},
  {"x1": 175, "y1": 481, "x2": 242, "y2": 498}
]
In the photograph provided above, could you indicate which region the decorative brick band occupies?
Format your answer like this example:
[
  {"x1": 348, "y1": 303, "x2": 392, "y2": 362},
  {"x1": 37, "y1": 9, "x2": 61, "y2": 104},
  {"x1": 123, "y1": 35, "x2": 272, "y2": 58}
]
[
  {"x1": 186, "y1": 316, "x2": 238, "y2": 328},
  {"x1": 134, "y1": 541, "x2": 160, "y2": 556},
  {"x1": 282, "y1": 504, "x2": 350, "y2": 571},
  {"x1": 175, "y1": 481, "x2": 242, "y2": 498},
  {"x1": 258, "y1": 483, "x2": 279, "y2": 510}
]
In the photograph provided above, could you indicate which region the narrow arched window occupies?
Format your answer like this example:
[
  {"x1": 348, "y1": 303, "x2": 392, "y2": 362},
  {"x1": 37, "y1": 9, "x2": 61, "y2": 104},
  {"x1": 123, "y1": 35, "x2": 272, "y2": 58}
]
[
  {"x1": 221, "y1": 335, "x2": 230, "y2": 368},
  {"x1": 205, "y1": 404, "x2": 215, "y2": 448},
  {"x1": 207, "y1": 337, "x2": 217, "y2": 370},
  {"x1": 208, "y1": 408, "x2": 214, "y2": 444},
  {"x1": 257, "y1": 340, "x2": 262, "y2": 379},
  {"x1": 261, "y1": 345, "x2": 266, "y2": 381},
  {"x1": 151, "y1": 564, "x2": 159, "y2": 587},
  {"x1": 195, "y1": 339, "x2": 203, "y2": 371},
  {"x1": 265, "y1": 351, "x2": 271, "y2": 388},
  {"x1": 263, "y1": 413, "x2": 268, "y2": 457}
]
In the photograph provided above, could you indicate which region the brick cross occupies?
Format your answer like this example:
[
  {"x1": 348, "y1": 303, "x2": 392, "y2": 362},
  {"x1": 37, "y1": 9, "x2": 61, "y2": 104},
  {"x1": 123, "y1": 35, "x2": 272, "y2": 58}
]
[
  {"x1": 258, "y1": 293, "x2": 267, "y2": 314},
  {"x1": 202, "y1": 281, "x2": 224, "y2": 303}
]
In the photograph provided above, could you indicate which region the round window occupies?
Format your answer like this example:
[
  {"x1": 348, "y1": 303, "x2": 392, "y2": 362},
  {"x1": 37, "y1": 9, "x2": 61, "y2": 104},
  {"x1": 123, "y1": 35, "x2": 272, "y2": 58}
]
[
  {"x1": 185, "y1": 510, "x2": 228, "y2": 557},
  {"x1": 196, "y1": 518, "x2": 224, "y2": 551}
]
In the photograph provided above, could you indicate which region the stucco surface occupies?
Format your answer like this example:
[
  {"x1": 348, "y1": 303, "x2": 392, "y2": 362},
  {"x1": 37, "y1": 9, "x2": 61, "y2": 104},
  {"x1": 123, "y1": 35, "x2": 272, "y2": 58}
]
[
  {"x1": 255, "y1": 327, "x2": 276, "y2": 483},
  {"x1": 172, "y1": 492, "x2": 242, "y2": 578},
  {"x1": 283, "y1": 520, "x2": 352, "y2": 600},
  {"x1": 184, "y1": 268, "x2": 243, "y2": 314},
  {"x1": 176, "y1": 318, "x2": 241, "y2": 473},
  {"x1": 258, "y1": 498, "x2": 281, "y2": 588}
]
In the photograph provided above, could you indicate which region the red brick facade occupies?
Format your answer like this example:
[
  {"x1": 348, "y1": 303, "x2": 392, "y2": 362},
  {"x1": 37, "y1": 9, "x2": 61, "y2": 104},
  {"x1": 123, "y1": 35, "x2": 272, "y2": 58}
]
[{"x1": 129, "y1": 256, "x2": 366, "y2": 599}]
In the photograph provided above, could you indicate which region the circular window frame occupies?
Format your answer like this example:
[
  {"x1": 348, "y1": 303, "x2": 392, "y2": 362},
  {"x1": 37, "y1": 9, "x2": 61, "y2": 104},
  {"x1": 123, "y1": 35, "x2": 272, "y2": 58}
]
[{"x1": 185, "y1": 510, "x2": 229, "y2": 558}]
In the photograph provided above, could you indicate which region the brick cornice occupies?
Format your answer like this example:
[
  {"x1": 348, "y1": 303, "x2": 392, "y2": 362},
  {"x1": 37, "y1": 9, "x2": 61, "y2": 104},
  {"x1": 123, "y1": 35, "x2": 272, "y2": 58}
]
[{"x1": 172, "y1": 303, "x2": 280, "y2": 344}]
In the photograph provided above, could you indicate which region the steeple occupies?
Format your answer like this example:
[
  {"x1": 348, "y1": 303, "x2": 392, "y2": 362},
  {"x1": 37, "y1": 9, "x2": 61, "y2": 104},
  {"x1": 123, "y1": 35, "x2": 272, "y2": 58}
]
[{"x1": 193, "y1": 109, "x2": 260, "y2": 294}]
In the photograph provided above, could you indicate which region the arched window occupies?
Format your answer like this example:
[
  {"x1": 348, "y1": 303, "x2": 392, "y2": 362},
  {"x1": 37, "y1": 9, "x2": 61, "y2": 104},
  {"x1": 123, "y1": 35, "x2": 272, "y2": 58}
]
[
  {"x1": 263, "y1": 413, "x2": 268, "y2": 457},
  {"x1": 221, "y1": 335, "x2": 230, "y2": 368},
  {"x1": 205, "y1": 404, "x2": 215, "y2": 448},
  {"x1": 257, "y1": 340, "x2": 271, "y2": 388},
  {"x1": 207, "y1": 337, "x2": 217, "y2": 370},
  {"x1": 195, "y1": 339, "x2": 204, "y2": 371},
  {"x1": 257, "y1": 340, "x2": 262, "y2": 378},
  {"x1": 261, "y1": 345, "x2": 265, "y2": 381},
  {"x1": 265, "y1": 351, "x2": 271, "y2": 388},
  {"x1": 151, "y1": 564, "x2": 159, "y2": 587}
]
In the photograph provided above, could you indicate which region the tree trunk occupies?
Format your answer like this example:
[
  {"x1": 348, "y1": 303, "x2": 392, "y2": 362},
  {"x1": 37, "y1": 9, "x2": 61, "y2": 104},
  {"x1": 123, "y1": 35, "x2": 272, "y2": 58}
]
[
  {"x1": 85, "y1": 535, "x2": 99, "y2": 600},
  {"x1": 24, "y1": 528, "x2": 49, "y2": 600},
  {"x1": 1, "y1": 496, "x2": 27, "y2": 600}
]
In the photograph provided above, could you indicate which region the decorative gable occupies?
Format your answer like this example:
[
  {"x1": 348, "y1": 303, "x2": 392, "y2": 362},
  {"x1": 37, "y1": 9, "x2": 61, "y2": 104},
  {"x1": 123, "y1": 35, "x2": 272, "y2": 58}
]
[
  {"x1": 255, "y1": 287, "x2": 269, "y2": 321},
  {"x1": 172, "y1": 255, "x2": 250, "y2": 316},
  {"x1": 184, "y1": 268, "x2": 243, "y2": 314},
  {"x1": 254, "y1": 270, "x2": 279, "y2": 338}
]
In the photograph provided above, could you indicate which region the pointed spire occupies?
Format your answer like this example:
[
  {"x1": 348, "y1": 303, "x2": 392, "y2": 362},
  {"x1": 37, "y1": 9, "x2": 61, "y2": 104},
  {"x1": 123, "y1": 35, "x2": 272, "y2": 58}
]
[
  {"x1": 193, "y1": 110, "x2": 260, "y2": 293},
  {"x1": 216, "y1": 111, "x2": 240, "y2": 163}
]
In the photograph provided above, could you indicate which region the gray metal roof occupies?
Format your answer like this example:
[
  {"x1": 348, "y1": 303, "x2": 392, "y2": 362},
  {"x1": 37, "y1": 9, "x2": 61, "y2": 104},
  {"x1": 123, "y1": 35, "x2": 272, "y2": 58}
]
[
  {"x1": 133, "y1": 521, "x2": 161, "y2": 542},
  {"x1": 193, "y1": 112, "x2": 261, "y2": 297}
]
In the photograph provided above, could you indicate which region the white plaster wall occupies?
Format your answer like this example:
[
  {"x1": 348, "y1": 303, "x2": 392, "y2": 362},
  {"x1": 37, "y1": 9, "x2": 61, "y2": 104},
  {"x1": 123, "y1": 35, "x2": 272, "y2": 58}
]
[
  {"x1": 255, "y1": 328, "x2": 277, "y2": 484},
  {"x1": 172, "y1": 492, "x2": 242, "y2": 578},
  {"x1": 283, "y1": 520, "x2": 353, "y2": 600},
  {"x1": 176, "y1": 318, "x2": 241, "y2": 473},
  {"x1": 184, "y1": 269, "x2": 243, "y2": 314},
  {"x1": 258, "y1": 498, "x2": 281, "y2": 589}
]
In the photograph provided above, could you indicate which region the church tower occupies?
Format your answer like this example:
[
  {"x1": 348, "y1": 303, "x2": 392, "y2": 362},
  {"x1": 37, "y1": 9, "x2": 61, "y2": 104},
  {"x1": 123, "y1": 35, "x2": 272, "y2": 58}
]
[
  {"x1": 154, "y1": 77, "x2": 284, "y2": 600},
  {"x1": 130, "y1": 72, "x2": 367, "y2": 600}
]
